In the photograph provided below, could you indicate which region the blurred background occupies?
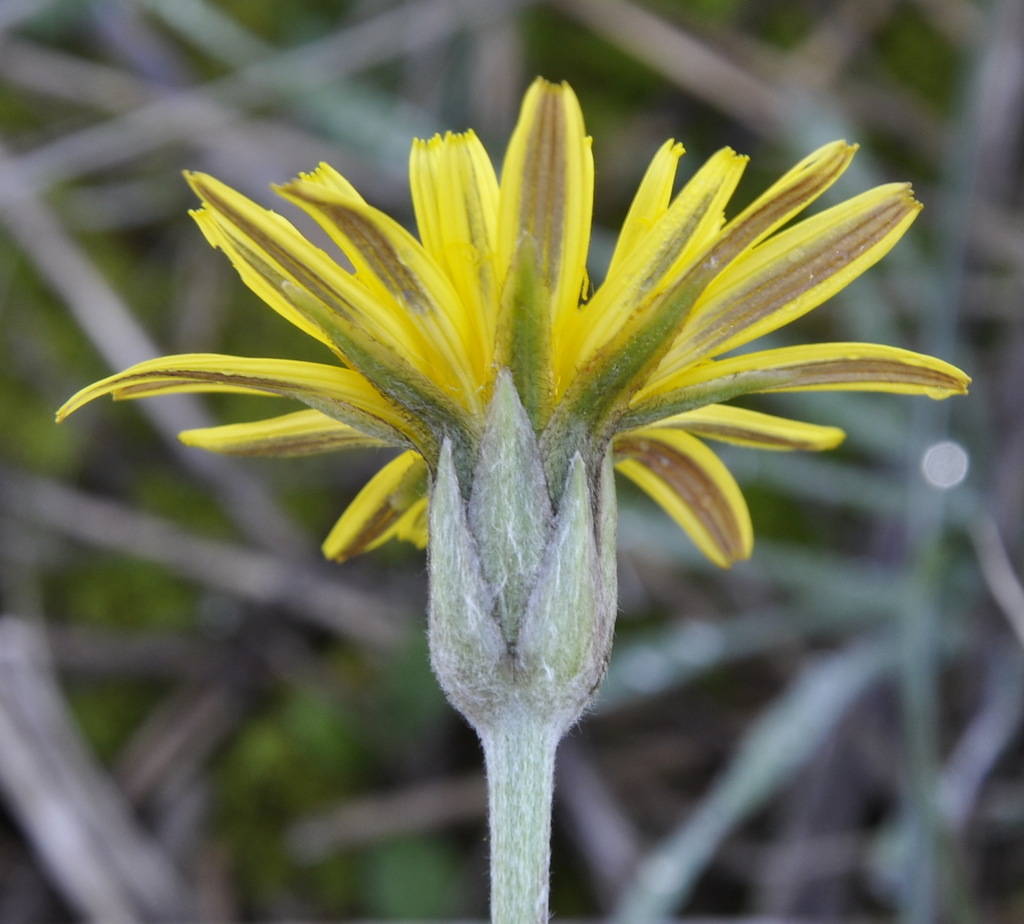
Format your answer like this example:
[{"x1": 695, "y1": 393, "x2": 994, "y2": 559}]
[{"x1": 0, "y1": 0, "x2": 1018, "y2": 921}]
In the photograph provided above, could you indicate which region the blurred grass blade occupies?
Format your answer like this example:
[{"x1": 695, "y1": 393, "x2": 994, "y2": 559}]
[
  {"x1": 600, "y1": 610, "x2": 796, "y2": 706},
  {"x1": 612, "y1": 640, "x2": 892, "y2": 922}
]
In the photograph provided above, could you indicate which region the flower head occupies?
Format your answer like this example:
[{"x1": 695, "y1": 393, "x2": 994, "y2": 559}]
[{"x1": 58, "y1": 78, "x2": 968, "y2": 569}]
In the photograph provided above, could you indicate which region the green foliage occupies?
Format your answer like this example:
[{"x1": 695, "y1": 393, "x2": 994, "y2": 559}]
[
  {"x1": 371, "y1": 629, "x2": 448, "y2": 748},
  {"x1": 132, "y1": 468, "x2": 237, "y2": 539},
  {"x1": 67, "y1": 679, "x2": 166, "y2": 763},
  {"x1": 877, "y1": 7, "x2": 960, "y2": 113},
  {"x1": 215, "y1": 683, "x2": 371, "y2": 912},
  {"x1": 55, "y1": 556, "x2": 196, "y2": 633},
  {"x1": 357, "y1": 834, "x2": 463, "y2": 919},
  {"x1": 0, "y1": 378, "x2": 82, "y2": 472}
]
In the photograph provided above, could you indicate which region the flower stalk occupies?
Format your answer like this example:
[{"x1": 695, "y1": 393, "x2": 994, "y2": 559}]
[{"x1": 480, "y1": 713, "x2": 560, "y2": 924}]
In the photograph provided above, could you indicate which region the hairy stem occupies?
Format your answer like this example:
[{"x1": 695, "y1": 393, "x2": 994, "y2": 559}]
[{"x1": 479, "y1": 710, "x2": 560, "y2": 924}]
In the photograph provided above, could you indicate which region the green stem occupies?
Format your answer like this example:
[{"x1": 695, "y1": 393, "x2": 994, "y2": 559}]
[{"x1": 479, "y1": 709, "x2": 560, "y2": 924}]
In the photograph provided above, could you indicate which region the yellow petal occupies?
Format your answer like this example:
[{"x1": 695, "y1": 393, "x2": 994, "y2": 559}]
[
  {"x1": 188, "y1": 173, "x2": 417, "y2": 358},
  {"x1": 627, "y1": 341, "x2": 970, "y2": 429},
  {"x1": 499, "y1": 78, "x2": 593, "y2": 327},
  {"x1": 191, "y1": 206, "x2": 334, "y2": 351},
  {"x1": 614, "y1": 428, "x2": 752, "y2": 567},
  {"x1": 662, "y1": 183, "x2": 921, "y2": 371},
  {"x1": 322, "y1": 451, "x2": 428, "y2": 562},
  {"x1": 604, "y1": 139, "x2": 685, "y2": 281},
  {"x1": 179, "y1": 409, "x2": 389, "y2": 456},
  {"x1": 497, "y1": 78, "x2": 594, "y2": 423},
  {"x1": 276, "y1": 175, "x2": 485, "y2": 409},
  {"x1": 410, "y1": 130, "x2": 500, "y2": 364},
  {"x1": 390, "y1": 496, "x2": 429, "y2": 549},
  {"x1": 295, "y1": 162, "x2": 366, "y2": 201},
  {"x1": 651, "y1": 404, "x2": 846, "y2": 451},
  {"x1": 556, "y1": 143, "x2": 857, "y2": 430},
  {"x1": 56, "y1": 353, "x2": 413, "y2": 445},
  {"x1": 561, "y1": 147, "x2": 747, "y2": 392},
  {"x1": 189, "y1": 172, "x2": 474, "y2": 448},
  {"x1": 714, "y1": 140, "x2": 858, "y2": 256}
]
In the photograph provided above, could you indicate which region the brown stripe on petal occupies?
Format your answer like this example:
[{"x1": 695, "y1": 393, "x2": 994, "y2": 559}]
[
  {"x1": 332, "y1": 503, "x2": 403, "y2": 561},
  {"x1": 184, "y1": 431, "x2": 385, "y2": 458},
  {"x1": 619, "y1": 348, "x2": 967, "y2": 433},
  {"x1": 560, "y1": 149, "x2": 855, "y2": 434},
  {"x1": 111, "y1": 368, "x2": 314, "y2": 394},
  {"x1": 295, "y1": 200, "x2": 440, "y2": 315},
  {"x1": 617, "y1": 435, "x2": 748, "y2": 562},
  {"x1": 519, "y1": 88, "x2": 566, "y2": 287},
  {"x1": 105, "y1": 368, "x2": 413, "y2": 447},
  {"x1": 619, "y1": 183, "x2": 723, "y2": 310},
  {"x1": 199, "y1": 182, "x2": 475, "y2": 451},
  {"x1": 686, "y1": 197, "x2": 913, "y2": 358},
  {"x1": 229, "y1": 232, "x2": 351, "y2": 324},
  {"x1": 200, "y1": 184, "x2": 360, "y2": 322},
  {"x1": 224, "y1": 436, "x2": 369, "y2": 456},
  {"x1": 673, "y1": 421, "x2": 828, "y2": 450},
  {"x1": 766, "y1": 358, "x2": 969, "y2": 393},
  {"x1": 692, "y1": 145, "x2": 852, "y2": 283},
  {"x1": 108, "y1": 367, "x2": 373, "y2": 409},
  {"x1": 328, "y1": 459, "x2": 428, "y2": 561}
]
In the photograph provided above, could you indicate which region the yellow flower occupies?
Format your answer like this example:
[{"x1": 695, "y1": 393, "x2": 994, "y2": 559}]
[{"x1": 58, "y1": 79, "x2": 968, "y2": 568}]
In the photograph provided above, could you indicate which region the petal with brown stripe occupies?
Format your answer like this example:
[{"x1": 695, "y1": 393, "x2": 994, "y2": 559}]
[{"x1": 614, "y1": 428, "x2": 752, "y2": 567}]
